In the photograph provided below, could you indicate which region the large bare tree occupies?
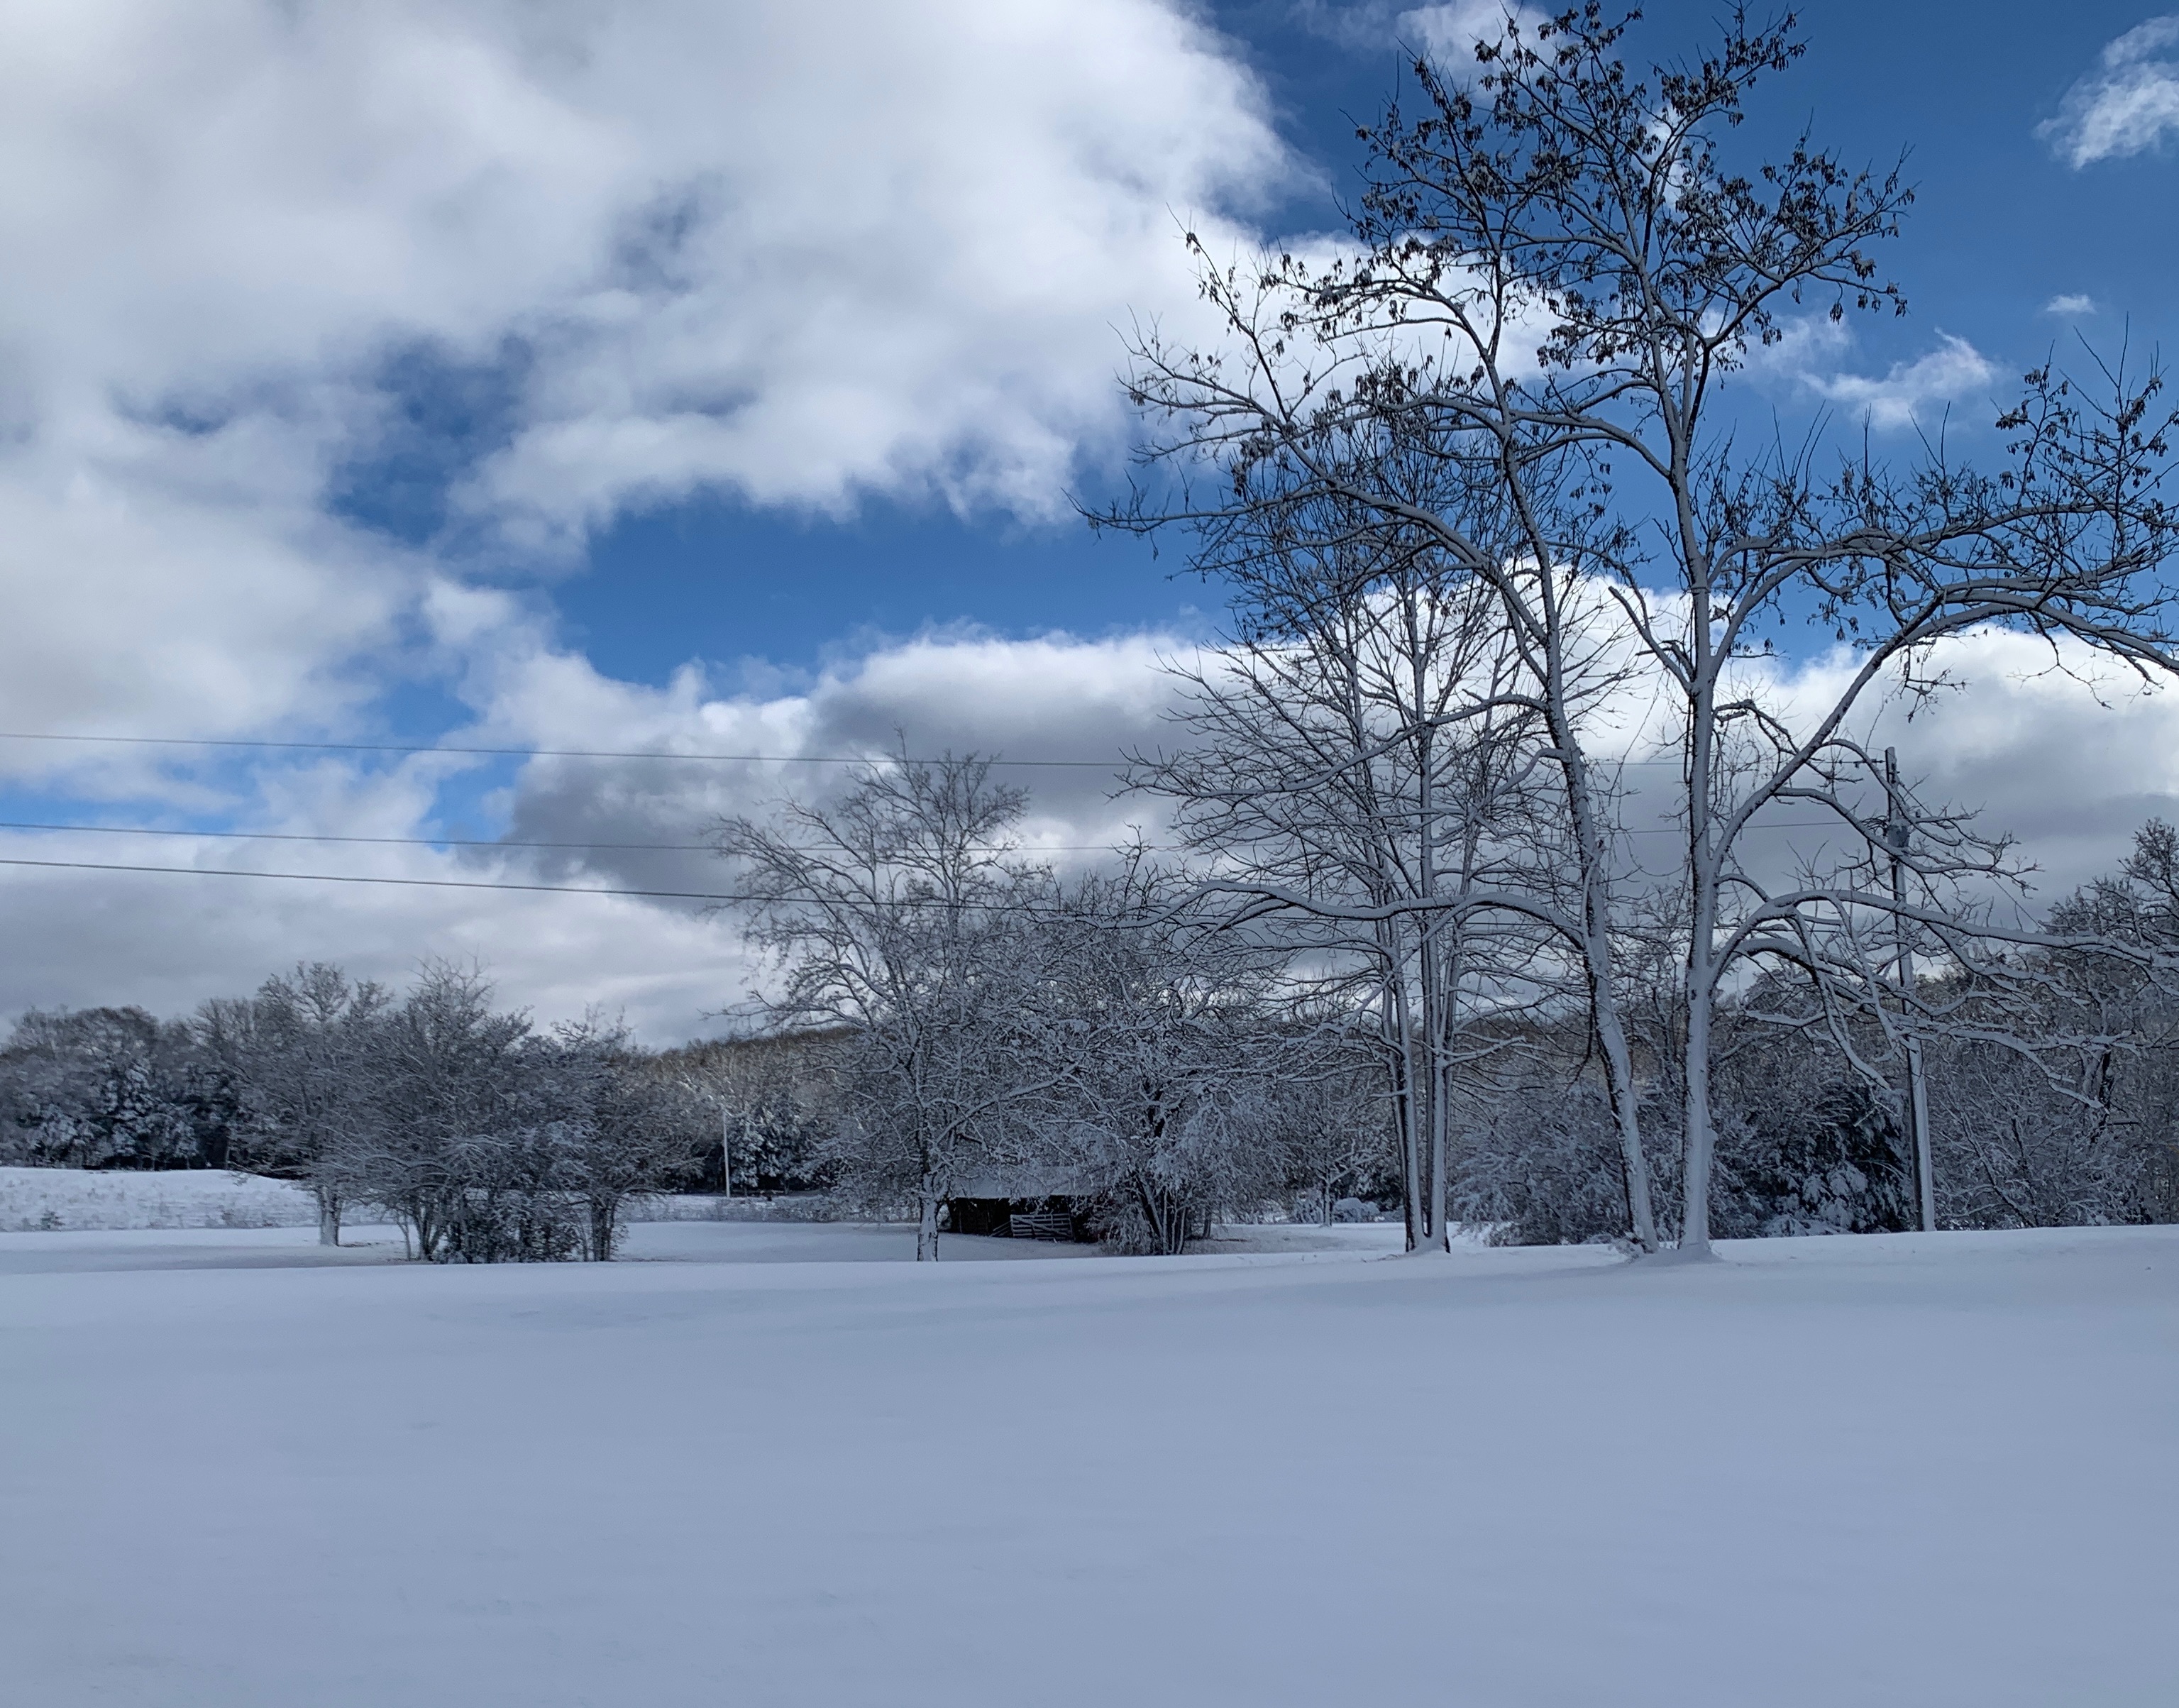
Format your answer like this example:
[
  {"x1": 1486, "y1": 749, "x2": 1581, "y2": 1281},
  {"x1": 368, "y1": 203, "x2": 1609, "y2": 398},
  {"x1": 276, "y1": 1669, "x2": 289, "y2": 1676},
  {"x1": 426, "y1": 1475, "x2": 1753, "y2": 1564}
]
[{"x1": 1108, "y1": 4, "x2": 2177, "y2": 1252}]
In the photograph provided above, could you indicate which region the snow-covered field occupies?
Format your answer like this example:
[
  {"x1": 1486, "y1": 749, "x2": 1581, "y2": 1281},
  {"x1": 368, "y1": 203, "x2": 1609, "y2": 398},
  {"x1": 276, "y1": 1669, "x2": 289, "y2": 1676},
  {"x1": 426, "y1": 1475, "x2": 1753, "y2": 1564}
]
[
  {"x1": 0, "y1": 1167, "x2": 842, "y2": 1233},
  {"x1": 2, "y1": 1225, "x2": 2172, "y2": 1707},
  {"x1": 0, "y1": 1164, "x2": 319, "y2": 1230}
]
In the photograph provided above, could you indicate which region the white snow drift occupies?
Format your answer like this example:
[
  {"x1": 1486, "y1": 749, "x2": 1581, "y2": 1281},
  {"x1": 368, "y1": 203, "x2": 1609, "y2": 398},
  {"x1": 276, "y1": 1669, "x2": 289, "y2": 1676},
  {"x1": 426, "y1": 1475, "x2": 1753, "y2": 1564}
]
[{"x1": 1, "y1": 1223, "x2": 2172, "y2": 1707}]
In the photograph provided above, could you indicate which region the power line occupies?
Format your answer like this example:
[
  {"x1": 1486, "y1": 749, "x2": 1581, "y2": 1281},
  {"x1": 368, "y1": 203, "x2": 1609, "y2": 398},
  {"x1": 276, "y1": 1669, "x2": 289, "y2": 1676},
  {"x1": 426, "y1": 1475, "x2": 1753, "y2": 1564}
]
[
  {"x1": 0, "y1": 808, "x2": 1891, "y2": 906},
  {"x1": 0, "y1": 731, "x2": 1120, "y2": 768},
  {"x1": 0, "y1": 728, "x2": 1695, "y2": 769},
  {"x1": 0, "y1": 814, "x2": 1868, "y2": 856},
  {"x1": 0, "y1": 854, "x2": 1142, "y2": 918},
  {"x1": 0, "y1": 820, "x2": 1159, "y2": 854},
  {"x1": 0, "y1": 855, "x2": 749, "y2": 902},
  {"x1": 0, "y1": 815, "x2": 1875, "y2": 861}
]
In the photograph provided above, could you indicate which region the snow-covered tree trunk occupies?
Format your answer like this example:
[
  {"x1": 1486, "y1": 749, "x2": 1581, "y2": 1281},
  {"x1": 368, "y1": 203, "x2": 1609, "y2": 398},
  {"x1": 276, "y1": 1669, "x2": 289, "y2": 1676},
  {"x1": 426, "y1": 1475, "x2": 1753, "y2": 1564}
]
[{"x1": 915, "y1": 1172, "x2": 942, "y2": 1262}]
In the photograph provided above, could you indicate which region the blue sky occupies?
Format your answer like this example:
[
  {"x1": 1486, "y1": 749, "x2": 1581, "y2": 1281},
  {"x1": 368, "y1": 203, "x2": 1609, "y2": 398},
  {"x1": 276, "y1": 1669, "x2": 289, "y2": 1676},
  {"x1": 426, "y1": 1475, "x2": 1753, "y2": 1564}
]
[
  {"x1": 1, "y1": 1, "x2": 2175, "y2": 1036},
  {"x1": 531, "y1": 0, "x2": 2179, "y2": 687}
]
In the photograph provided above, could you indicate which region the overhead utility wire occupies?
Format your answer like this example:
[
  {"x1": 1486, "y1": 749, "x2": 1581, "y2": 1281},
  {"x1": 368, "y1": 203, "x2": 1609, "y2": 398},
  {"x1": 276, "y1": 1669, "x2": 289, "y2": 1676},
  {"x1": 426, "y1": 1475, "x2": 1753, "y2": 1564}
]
[
  {"x1": 0, "y1": 855, "x2": 749, "y2": 902},
  {"x1": 0, "y1": 820, "x2": 1149, "y2": 854},
  {"x1": 0, "y1": 729, "x2": 1692, "y2": 769},
  {"x1": 0, "y1": 731, "x2": 1120, "y2": 768},
  {"x1": 0, "y1": 817, "x2": 1864, "y2": 853},
  {"x1": 0, "y1": 807, "x2": 1890, "y2": 905},
  {"x1": 0, "y1": 855, "x2": 1135, "y2": 916}
]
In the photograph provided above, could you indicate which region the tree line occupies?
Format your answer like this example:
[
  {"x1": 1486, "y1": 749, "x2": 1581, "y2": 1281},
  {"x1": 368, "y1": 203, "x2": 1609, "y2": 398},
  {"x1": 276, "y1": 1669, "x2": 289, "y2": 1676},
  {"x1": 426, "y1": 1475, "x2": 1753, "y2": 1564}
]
[
  {"x1": 4, "y1": 783, "x2": 2174, "y2": 1260},
  {"x1": 0, "y1": 963, "x2": 707, "y2": 1260},
  {"x1": 708, "y1": 751, "x2": 2179, "y2": 1258},
  {"x1": 714, "y1": 6, "x2": 2179, "y2": 1257},
  {"x1": 7, "y1": 9, "x2": 2178, "y2": 1261}
]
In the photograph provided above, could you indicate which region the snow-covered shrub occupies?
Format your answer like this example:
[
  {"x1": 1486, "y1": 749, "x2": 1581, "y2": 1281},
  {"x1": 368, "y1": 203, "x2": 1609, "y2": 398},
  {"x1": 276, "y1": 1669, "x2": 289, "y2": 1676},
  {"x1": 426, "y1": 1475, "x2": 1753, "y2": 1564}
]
[{"x1": 1455, "y1": 1079, "x2": 1651, "y2": 1246}]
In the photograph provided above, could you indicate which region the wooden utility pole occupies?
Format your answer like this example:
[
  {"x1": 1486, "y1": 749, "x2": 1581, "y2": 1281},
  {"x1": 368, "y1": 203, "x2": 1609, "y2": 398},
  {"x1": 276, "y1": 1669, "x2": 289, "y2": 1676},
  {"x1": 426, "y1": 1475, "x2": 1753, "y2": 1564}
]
[{"x1": 1885, "y1": 747, "x2": 1937, "y2": 1232}]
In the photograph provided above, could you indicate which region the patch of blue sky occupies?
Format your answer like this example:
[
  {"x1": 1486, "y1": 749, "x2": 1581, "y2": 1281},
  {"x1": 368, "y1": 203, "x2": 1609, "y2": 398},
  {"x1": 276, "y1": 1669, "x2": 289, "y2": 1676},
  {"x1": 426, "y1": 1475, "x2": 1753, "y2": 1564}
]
[
  {"x1": 290, "y1": 1, "x2": 2176, "y2": 717},
  {"x1": 561, "y1": 492, "x2": 1214, "y2": 686},
  {"x1": 326, "y1": 338, "x2": 533, "y2": 551}
]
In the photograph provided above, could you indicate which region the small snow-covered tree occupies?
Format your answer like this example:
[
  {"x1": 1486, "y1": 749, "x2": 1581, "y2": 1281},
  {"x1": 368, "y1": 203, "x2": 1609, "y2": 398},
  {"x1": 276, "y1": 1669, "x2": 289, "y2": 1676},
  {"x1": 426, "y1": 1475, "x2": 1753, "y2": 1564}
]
[
  {"x1": 717, "y1": 752, "x2": 1057, "y2": 1260},
  {"x1": 338, "y1": 961, "x2": 530, "y2": 1261},
  {"x1": 0, "y1": 1007, "x2": 201, "y2": 1169},
  {"x1": 1031, "y1": 859, "x2": 1286, "y2": 1254},
  {"x1": 215, "y1": 964, "x2": 390, "y2": 1244}
]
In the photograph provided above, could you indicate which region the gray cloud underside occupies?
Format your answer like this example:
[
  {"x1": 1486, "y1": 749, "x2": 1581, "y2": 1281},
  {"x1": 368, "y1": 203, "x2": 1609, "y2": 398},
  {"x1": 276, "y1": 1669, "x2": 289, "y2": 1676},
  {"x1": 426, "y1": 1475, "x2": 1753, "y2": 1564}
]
[{"x1": 0, "y1": 624, "x2": 2172, "y2": 1040}]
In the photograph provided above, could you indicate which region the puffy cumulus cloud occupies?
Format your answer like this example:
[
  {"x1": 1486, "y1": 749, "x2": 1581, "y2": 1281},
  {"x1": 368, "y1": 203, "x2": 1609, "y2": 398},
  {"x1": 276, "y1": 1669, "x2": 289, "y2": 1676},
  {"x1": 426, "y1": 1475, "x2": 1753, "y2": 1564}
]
[
  {"x1": 1744, "y1": 319, "x2": 2000, "y2": 432},
  {"x1": 1848, "y1": 637, "x2": 2179, "y2": 900},
  {"x1": 8, "y1": 621, "x2": 2176, "y2": 1040},
  {"x1": 2040, "y1": 16, "x2": 2179, "y2": 168},
  {"x1": 0, "y1": 415, "x2": 417, "y2": 790},
  {"x1": 0, "y1": 624, "x2": 1201, "y2": 1041},
  {"x1": 2044, "y1": 292, "x2": 2100, "y2": 316},
  {"x1": 1290, "y1": 0, "x2": 1541, "y2": 68},
  {"x1": 474, "y1": 619, "x2": 1195, "y2": 900},
  {"x1": 1810, "y1": 334, "x2": 1999, "y2": 431},
  {"x1": 458, "y1": 1, "x2": 1288, "y2": 539},
  {"x1": 1398, "y1": 2, "x2": 1548, "y2": 67},
  {"x1": 1650, "y1": 629, "x2": 2179, "y2": 910},
  {"x1": 0, "y1": 0, "x2": 1284, "y2": 776}
]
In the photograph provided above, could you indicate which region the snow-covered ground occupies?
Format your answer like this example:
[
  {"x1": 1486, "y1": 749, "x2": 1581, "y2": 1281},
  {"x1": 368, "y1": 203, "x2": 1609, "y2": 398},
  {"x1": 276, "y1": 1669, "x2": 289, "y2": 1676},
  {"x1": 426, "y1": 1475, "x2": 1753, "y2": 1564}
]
[
  {"x1": 0, "y1": 1219, "x2": 1125, "y2": 1274},
  {"x1": 2, "y1": 1225, "x2": 2172, "y2": 1706},
  {"x1": 0, "y1": 1164, "x2": 318, "y2": 1230},
  {"x1": 0, "y1": 1169, "x2": 830, "y2": 1233}
]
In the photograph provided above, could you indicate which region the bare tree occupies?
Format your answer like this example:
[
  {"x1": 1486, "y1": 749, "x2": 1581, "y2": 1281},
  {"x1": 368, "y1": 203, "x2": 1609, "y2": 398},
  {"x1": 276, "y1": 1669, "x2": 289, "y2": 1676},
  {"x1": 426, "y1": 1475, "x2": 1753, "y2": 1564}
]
[
  {"x1": 1031, "y1": 858, "x2": 1286, "y2": 1254},
  {"x1": 717, "y1": 752, "x2": 1057, "y2": 1260},
  {"x1": 219, "y1": 964, "x2": 390, "y2": 1245},
  {"x1": 342, "y1": 961, "x2": 530, "y2": 1262},
  {"x1": 1108, "y1": 5, "x2": 2177, "y2": 1252},
  {"x1": 1253, "y1": 1034, "x2": 1391, "y2": 1226},
  {"x1": 1135, "y1": 556, "x2": 1591, "y2": 1250}
]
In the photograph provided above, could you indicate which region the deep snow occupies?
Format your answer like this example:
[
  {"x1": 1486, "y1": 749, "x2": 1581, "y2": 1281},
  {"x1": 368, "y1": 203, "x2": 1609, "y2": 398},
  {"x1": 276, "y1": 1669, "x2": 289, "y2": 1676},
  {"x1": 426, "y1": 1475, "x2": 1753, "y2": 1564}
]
[
  {"x1": 0, "y1": 1164, "x2": 319, "y2": 1230},
  {"x1": 1, "y1": 1225, "x2": 2173, "y2": 1707}
]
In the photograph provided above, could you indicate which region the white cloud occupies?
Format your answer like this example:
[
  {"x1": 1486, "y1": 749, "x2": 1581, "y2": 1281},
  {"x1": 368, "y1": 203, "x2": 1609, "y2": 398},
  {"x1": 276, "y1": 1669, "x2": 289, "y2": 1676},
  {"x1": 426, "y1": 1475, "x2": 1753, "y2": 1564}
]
[
  {"x1": 2039, "y1": 16, "x2": 2179, "y2": 167},
  {"x1": 1811, "y1": 334, "x2": 1999, "y2": 431},
  {"x1": 1749, "y1": 321, "x2": 1999, "y2": 432},
  {"x1": 1286, "y1": 1, "x2": 1542, "y2": 69},
  {"x1": 0, "y1": 0, "x2": 1297, "y2": 1032},
  {"x1": 0, "y1": 623, "x2": 1198, "y2": 1041},
  {"x1": 1, "y1": 4, "x2": 2171, "y2": 1040},
  {"x1": 1756, "y1": 631, "x2": 2179, "y2": 911},
  {"x1": 0, "y1": 0, "x2": 1284, "y2": 766},
  {"x1": 1397, "y1": 3, "x2": 1545, "y2": 67},
  {"x1": 2043, "y1": 292, "x2": 2100, "y2": 316},
  {"x1": 5, "y1": 618, "x2": 2176, "y2": 1040}
]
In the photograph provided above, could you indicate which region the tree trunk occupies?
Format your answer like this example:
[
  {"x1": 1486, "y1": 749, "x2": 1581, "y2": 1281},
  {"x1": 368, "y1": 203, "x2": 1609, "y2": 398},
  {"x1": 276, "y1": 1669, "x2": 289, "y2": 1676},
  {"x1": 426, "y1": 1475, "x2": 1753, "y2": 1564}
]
[
  {"x1": 1679, "y1": 810, "x2": 1721, "y2": 1254},
  {"x1": 588, "y1": 1196, "x2": 619, "y2": 1261},
  {"x1": 1680, "y1": 975, "x2": 1716, "y2": 1254},
  {"x1": 915, "y1": 1181, "x2": 941, "y2": 1262},
  {"x1": 1426, "y1": 957, "x2": 1457, "y2": 1254},
  {"x1": 1547, "y1": 620, "x2": 1659, "y2": 1255},
  {"x1": 1382, "y1": 959, "x2": 1425, "y2": 1251},
  {"x1": 314, "y1": 1186, "x2": 341, "y2": 1247},
  {"x1": 1592, "y1": 996, "x2": 1660, "y2": 1253}
]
